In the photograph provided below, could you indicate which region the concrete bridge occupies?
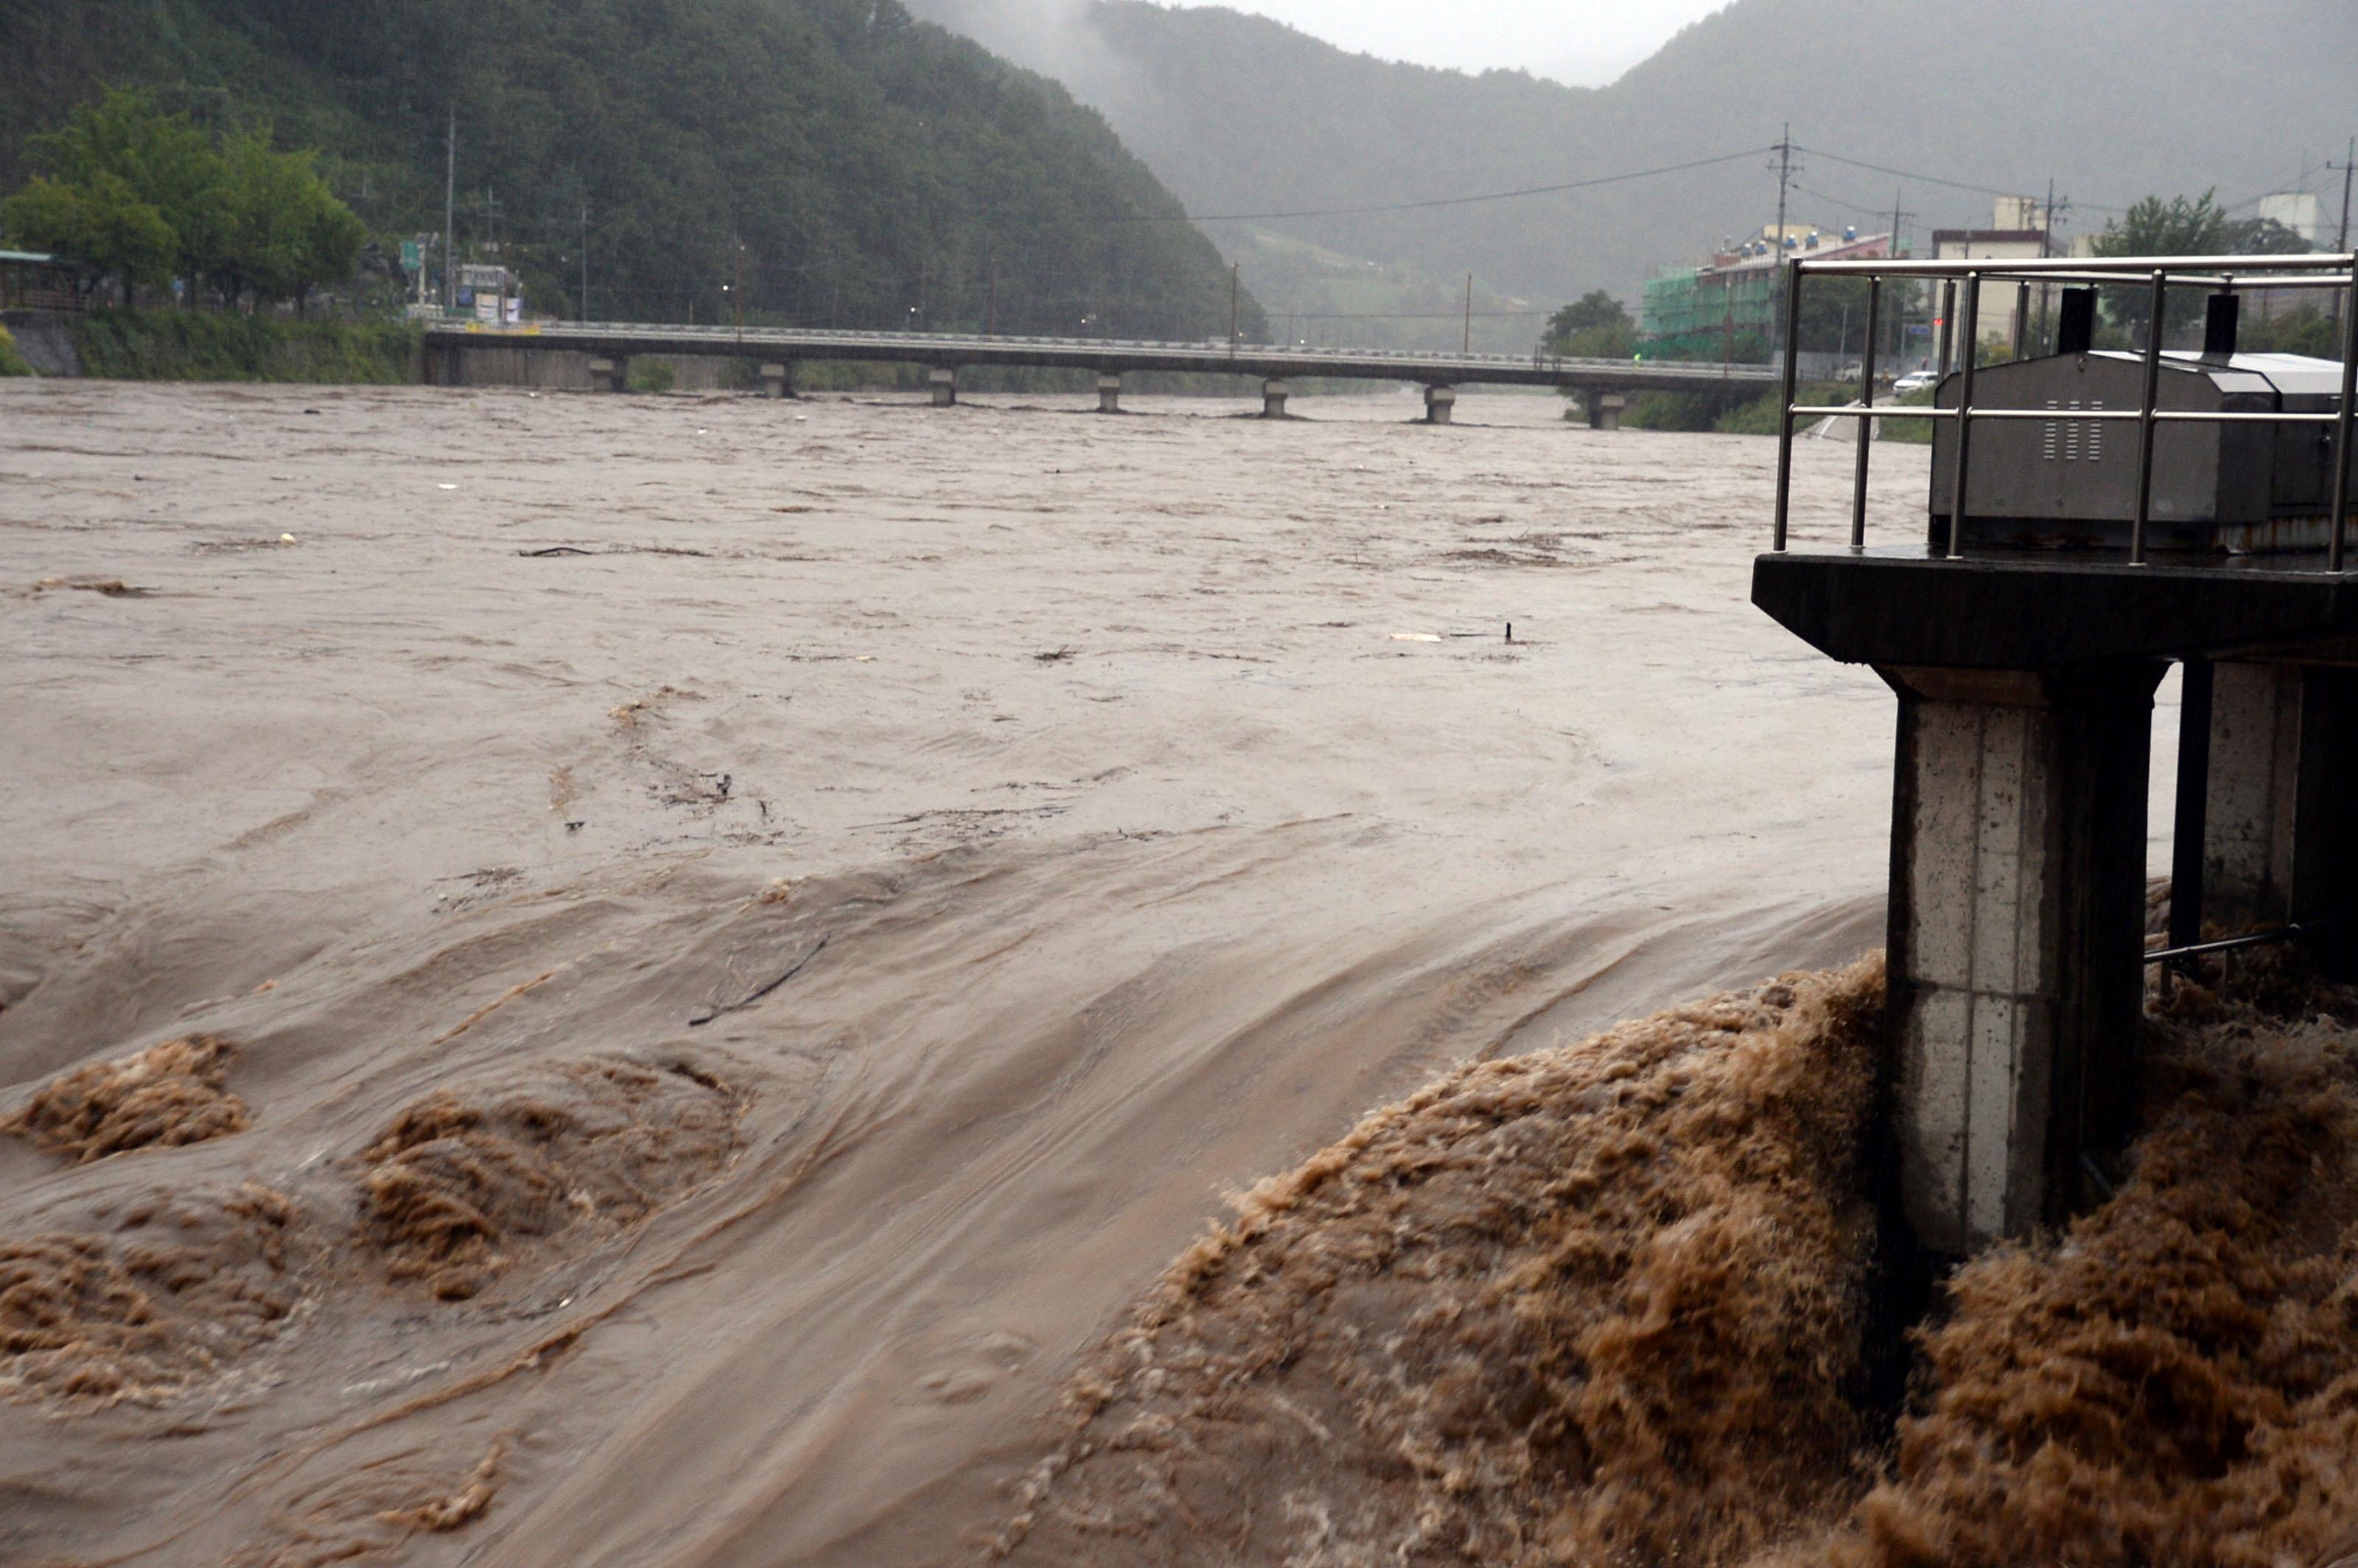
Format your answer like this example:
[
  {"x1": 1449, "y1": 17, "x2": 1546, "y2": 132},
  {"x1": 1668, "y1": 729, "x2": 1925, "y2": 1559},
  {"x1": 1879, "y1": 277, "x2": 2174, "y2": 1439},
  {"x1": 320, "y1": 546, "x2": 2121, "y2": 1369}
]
[{"x1": 419, "y1": 320, "x2": 1777, "y2": 427}]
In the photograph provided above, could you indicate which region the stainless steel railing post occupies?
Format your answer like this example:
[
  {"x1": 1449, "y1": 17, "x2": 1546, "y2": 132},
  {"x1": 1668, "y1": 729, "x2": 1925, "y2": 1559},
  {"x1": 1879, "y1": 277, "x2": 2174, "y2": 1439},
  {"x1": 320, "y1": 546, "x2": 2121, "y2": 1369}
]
[
  {"x1": 2332, "y1": 269, "x2": 2358, "y2": 574},
  {"x1": 1852, "y1": 277, "x2": 1878, "y2": 551},
  {"x1": 1947, "y1": 272, "x2": 1980, "y2": 561},
  {"x1": 1772, "y1": 258, "x2": 1803, "y2": 553},
  {"x1": 2131, "y1": 269, "x2": 2169, "y2": 567},
  {"x1": 1937, "y1": 281, "x2": 1956, "y2": 379}
]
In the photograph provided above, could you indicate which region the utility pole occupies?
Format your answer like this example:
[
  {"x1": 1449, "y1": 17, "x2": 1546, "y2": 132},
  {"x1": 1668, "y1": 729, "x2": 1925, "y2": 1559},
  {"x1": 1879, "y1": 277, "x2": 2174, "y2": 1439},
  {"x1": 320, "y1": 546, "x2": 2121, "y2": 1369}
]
[
  {"x1": 987, "y1": 255, "x2": 998, "y2": 336},
  {"x1": 1887, "y1": 189, "x2": 1923, "y2": 370},
  {"x1": 1229, "y1": 262, "x2": 1239, "y2": 349},
  {"x1": 443, "y1": 107, "x2": 456, "y2": 313},
  {"x1": 2334, "y1": 138, "x2": 2356, "y2": 330},
  {"x1": 1770, "y1": 125, "x2": 1798, "y2": 366},
  {"x1": 578, "y1": 198, "x2": 590, "y2": 322},
  {"x1": 2037, "y1": 177, "x2": 2057, "y2": 354},
  {"x1": 1463, "y1": 273, "x2": 1474, "y2": 355}
]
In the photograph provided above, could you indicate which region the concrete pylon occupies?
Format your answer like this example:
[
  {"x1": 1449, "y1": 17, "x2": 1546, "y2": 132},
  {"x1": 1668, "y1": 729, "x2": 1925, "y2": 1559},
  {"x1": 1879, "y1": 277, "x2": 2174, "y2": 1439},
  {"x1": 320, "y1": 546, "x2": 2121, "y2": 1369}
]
[
  {"x1": 1424, "y1": 385, "x2": 1458, "y2": 424},
  {"x1": 760, "y1": 362, "x2": 795, "y2": 399},
  {"x1": 1098, "y1": 373, "x2": 1122, "y2": 413},
  {"x1": 1262, "y1": 379, "x2": 1290, "y2": 419},
  {"x1": 2203, "y1": 662, "x2": 2358, "y2": 965},
  {"x1": 588, "y1": 356, "x2": 627, "y2": 393},
  {"x1": 1587, "y1": 391, "x2": 1628, "y2": 430},
  {"x1": 1880, "y1": 662, "x2": 2164, "y2": 1255},
  {"x1": 929, "y1": 368, "x2": 957, "y2": 407}
]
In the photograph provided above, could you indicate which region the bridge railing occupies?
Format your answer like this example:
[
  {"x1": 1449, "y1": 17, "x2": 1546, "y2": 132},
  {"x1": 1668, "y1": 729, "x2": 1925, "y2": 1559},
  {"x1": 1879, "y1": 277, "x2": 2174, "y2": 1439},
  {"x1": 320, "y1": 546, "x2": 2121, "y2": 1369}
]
[
  {"x1": 1767, "y1": 251, "x2": 2358, "y2": 570},
  {"x1": 438, "y1": 318, "x2": 1764, "y2": 372}
]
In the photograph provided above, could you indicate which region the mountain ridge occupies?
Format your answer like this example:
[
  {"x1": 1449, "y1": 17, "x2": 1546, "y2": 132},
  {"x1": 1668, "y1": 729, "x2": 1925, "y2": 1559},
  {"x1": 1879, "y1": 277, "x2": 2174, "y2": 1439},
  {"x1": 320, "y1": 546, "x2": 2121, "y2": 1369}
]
[{"x1": 909, "y1": 0, "x2": 2357, "y2": 320}]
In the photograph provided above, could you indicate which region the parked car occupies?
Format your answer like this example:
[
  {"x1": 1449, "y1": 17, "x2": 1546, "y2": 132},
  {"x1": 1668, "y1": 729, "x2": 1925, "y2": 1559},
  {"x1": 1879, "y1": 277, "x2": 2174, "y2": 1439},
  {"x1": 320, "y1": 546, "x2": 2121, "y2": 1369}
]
[{"x1": 1892, "y1": 368, "x2": 1942, "y2": 396}]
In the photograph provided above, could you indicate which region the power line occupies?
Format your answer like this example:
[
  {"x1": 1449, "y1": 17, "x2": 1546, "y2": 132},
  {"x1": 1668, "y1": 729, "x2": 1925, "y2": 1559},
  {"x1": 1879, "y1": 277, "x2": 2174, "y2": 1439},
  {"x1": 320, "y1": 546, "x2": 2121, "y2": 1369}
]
[
  {"x1": 1170, "y1": 145, "x2": 1774, "y2": 223},
  {"x1": 1798, "y1": 144, "x2": 2126, "y2": 215}
]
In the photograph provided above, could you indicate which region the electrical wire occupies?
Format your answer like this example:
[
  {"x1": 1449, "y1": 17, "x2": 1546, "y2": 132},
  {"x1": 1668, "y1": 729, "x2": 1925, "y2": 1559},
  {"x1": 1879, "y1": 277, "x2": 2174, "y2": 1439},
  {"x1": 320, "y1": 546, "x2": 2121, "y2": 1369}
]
[
  {"x1": 1164, "y1": 145, "x2": 1774, "y2": 223},
  {"x1": 1797, "y1": 144, "x2": 2125, "y2": 215}
]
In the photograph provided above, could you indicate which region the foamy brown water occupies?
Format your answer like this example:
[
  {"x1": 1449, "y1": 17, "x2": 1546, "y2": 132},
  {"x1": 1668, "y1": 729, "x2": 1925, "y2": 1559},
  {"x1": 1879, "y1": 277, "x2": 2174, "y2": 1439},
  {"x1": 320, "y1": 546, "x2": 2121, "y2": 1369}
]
[{"x1": 1, "y1": 379, "x2": 1931, "y2": 1564}]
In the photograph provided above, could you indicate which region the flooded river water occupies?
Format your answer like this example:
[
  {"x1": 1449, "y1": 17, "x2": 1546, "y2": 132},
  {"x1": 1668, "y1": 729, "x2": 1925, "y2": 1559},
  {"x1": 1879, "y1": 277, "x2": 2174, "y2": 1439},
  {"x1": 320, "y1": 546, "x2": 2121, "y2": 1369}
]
[{"x1": 0, "y1": 381, "x2": 2204, "y2": 1564}]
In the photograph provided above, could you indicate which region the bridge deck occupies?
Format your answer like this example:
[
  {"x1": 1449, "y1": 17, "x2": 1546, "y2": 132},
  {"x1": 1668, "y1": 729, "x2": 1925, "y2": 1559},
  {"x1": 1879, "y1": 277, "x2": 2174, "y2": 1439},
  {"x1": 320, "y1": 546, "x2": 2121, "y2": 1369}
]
[{"x1": 421, "y1": 321, "x2": 1777, "y2": 394}]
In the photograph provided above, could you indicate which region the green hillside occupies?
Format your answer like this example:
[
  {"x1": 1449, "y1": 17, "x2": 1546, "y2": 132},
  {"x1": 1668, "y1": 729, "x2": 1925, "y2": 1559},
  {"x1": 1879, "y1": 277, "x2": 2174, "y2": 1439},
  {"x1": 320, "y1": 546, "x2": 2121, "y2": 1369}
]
[{"x1": 0, "y1": 0, "x2": 1265, "y2": 339}]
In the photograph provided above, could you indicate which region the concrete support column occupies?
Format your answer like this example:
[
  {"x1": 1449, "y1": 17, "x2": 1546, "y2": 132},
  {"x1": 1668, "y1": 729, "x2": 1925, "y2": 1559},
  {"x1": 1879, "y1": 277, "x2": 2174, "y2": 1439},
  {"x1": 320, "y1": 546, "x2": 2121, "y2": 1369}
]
[
  {"x1": 1262, "y1": 379, "x2": 1290, "y2": 419},
  {"x1": 1586, "y1": 391, "x2": 1628, "y2": 430},
  {"x1": 2203, "y1": 661, "x2": 2358, "y2": 968},
  {"x1": 929, "y1": 368, "x2": 958, "y2": 407},
  {"x1": 1097, "y1": 373, "x2": 1122, "y2": 414},
  {"x1": 1880, "y1": 662, "x2": 2166, "y2": 1255},
  {"x1": 1424, "y1": 385, "x2": 1458, "y2": 424},
  {"x1": 589, "y1": 356, "x2": 628, "y2": 393},
  {"x1": 760, "y1": 362, "x2": 795, "y2": 399}
]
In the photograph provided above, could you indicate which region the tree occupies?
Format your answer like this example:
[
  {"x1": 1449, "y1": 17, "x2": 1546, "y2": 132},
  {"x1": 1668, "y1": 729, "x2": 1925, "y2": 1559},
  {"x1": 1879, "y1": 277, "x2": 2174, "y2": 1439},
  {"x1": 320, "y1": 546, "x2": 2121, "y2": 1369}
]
[
  {"x1": 2093, "y1": 190, "x2": 2228, "y2": 342},
  {"x1": 2225, "y1": 215, "x2": 2313, "y2": 256},
  {"x1": 1546, "y1": 289, "x2": 1634, "y2": 357},
  {"x1": 1, "y1": 88, "x2": 364, "y2": 309},
  {"x1": 210, "y1": 127, "x2": 365, "y2": 309},
  {"x1": 1, "y1": 169, "x2": 176, "y2": 299},
  {"x1": 1, "y1": 88, "x2": 227, "y2": 298}
]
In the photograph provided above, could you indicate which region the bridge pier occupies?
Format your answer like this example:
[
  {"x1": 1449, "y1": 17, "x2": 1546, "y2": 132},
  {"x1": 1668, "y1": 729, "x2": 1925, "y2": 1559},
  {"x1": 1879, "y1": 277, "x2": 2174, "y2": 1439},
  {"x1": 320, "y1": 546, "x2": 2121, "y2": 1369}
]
[
  {"x1": 1423, "y1": 385, "x2": 1457, "y2": 425},
  {"x1": 1261, "y1": 379, "x2": 1290, "y2": 419},
  {"x1": 2202, "y1": 661, "x2": 2358, "y2": 959},
  {"x1": 1881, "y1": 662, "x2": 2163, "y2": 1254},
  {"x1": 1098, "y1": 373, "x2": 1124, "y2": 413},
  {"x1": 590, "y1": 356, "x2": 629, "y2": 393},
  {"x1": 929, "y1": 368, "x2": 958, "y2": 407},
  {"x1": 760, "y1": 362, "x2": 796, "y2": 399},
  {"x1": 1586, "y1": 391, "x2": 1628, "y2": 430},
  {"x1": 1758, "y1": 551, "x2": 2358, "y2": 1261}
]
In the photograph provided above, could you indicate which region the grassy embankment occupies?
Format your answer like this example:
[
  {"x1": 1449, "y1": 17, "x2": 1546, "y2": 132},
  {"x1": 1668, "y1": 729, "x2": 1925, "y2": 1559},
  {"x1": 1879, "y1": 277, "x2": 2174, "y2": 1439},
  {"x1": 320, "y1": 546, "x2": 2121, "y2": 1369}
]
[
  {"x1": 1609, "y1": 379, "x2": 1937, "y2": 438},
  {"x1": 70, "y1": 309, "x2": 420, "y2": 383},
  {"x1": 0, "y1": 323, "x2": 34, "y2": 377}
]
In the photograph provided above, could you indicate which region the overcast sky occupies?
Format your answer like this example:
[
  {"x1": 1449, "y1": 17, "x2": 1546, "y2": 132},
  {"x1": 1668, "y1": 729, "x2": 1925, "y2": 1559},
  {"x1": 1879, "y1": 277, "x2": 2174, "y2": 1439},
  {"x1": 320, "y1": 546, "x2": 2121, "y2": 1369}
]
[{"x1": 1179, "y1": 0, "x2": 1732, "y2": 84}]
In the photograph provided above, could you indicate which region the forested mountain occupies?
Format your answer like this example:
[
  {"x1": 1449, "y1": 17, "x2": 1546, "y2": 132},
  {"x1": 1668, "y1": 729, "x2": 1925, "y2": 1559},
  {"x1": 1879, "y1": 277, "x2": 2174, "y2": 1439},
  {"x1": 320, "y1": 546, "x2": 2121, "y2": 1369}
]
[
  {"x1": 908, "y1": 0, "x2": 2357, "y2": 319},
  {"x1": 0, "y1": 0, "x2": 1264, "y2": 337}
]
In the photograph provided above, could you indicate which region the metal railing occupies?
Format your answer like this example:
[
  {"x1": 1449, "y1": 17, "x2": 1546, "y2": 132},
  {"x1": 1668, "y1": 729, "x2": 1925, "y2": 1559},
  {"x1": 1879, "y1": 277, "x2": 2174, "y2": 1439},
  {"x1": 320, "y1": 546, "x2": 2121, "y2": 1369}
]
[{"x1": 1767, "y1": 253, "x2": 2358, "y2": 569}]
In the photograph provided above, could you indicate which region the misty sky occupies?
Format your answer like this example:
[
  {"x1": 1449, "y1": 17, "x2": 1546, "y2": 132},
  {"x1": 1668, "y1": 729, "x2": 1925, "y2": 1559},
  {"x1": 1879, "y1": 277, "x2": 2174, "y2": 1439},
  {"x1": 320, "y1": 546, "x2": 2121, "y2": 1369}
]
[{"x1": 1184, "y1": 0, "x2": 1732, "y2": 84}]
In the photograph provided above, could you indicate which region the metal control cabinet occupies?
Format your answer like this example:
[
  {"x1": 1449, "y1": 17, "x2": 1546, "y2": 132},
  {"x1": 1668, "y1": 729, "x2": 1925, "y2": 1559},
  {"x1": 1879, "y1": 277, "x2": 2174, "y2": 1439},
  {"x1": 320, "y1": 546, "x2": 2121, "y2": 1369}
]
[{"x1": 1928, "y1": 351, "x2": 2345, "y2": 551}]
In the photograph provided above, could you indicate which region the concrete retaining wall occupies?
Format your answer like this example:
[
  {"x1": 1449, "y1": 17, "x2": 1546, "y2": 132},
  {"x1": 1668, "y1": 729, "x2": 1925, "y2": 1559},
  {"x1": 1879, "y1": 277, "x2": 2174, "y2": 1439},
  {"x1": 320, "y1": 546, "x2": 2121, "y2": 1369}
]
[{"x1": 3, "y1": 315, "x2": 82, "y2": 377}]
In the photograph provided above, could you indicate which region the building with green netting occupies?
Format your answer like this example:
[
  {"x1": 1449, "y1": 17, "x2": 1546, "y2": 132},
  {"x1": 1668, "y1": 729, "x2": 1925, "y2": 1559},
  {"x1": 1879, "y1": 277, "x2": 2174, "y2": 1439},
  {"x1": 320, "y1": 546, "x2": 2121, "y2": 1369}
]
[{"x1": 1641, "y1": 228, "x2": 1894, "y2": 361}]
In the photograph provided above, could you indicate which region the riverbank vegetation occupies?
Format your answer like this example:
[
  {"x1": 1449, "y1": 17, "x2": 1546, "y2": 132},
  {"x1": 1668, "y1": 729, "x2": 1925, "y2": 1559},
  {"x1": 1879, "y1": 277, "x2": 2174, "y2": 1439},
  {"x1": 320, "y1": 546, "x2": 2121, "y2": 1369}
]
[
  {"x1": 0, "y1": 0, "x2": 1259, "y2": 340},
  {"x1": 1, "y1": 90, "x2": 363, "y2": 312},
  {"x1": 70, "y1": 308, "x2": 417, "y2": 382}
]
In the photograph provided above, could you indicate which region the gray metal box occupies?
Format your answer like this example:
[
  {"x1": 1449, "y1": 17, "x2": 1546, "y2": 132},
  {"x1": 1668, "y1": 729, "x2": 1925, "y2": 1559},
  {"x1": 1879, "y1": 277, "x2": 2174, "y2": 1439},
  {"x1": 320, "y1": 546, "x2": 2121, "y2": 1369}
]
[{"x1": 1928, "y1": 351, "x2": 2344, "y2": 552}]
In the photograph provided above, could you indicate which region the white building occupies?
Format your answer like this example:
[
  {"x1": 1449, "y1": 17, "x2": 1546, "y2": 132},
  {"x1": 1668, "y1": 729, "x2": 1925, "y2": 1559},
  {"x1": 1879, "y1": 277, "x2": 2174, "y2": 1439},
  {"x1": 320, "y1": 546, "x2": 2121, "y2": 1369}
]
[{"x1": 1932, "y1": 199, "x2": 2056, "y2": 348}]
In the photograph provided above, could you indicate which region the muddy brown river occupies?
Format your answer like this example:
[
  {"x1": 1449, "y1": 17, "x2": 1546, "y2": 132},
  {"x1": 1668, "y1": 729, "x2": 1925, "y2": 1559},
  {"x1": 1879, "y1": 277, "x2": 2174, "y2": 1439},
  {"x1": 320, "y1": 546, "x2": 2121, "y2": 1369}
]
[{"x1": 0, "y1": 381, "x2": 2211, "y2": 1565}]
